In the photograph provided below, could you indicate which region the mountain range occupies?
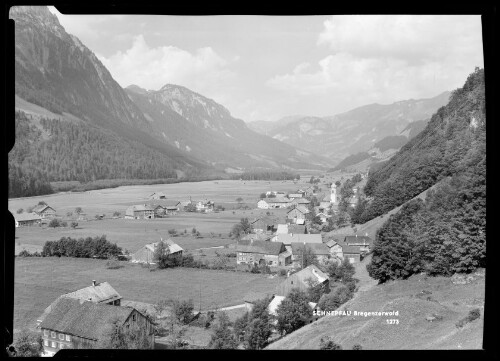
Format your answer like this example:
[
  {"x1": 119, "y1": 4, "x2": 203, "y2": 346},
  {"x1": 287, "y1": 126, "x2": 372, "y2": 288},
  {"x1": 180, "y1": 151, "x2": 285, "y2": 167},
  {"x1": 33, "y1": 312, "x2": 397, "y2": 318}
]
[
  {"x1": 10, "y1": 5, "x2": 331, "y2": 194},
  {"x1": 248, "y1": 92, "x2": 451, "y2": 166}
]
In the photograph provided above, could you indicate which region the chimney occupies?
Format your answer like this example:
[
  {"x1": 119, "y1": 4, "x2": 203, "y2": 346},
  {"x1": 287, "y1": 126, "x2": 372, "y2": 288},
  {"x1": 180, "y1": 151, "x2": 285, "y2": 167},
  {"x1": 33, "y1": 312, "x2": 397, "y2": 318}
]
[{"x1": 92, "y1": 280, "x2": 96, "y2": 287}]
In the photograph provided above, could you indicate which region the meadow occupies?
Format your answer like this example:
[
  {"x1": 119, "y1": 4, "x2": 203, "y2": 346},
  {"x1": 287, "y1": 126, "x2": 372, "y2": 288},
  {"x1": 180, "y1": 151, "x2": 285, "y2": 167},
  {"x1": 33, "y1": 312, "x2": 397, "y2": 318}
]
[{"x1": 14, "y1": 257, "x2": 283, "y2": 333}]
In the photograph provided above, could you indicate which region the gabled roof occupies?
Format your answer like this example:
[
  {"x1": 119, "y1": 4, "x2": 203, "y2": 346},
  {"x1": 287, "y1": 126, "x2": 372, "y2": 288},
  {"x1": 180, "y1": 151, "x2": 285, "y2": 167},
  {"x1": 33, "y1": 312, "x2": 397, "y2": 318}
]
[
  {"x1": 344, "y1": 235, "x2": 372, "y2": 246},
  {"x1": 288, "y1": 194, "x2": 303, "y2": 198},
  {"x1": 335, "y1": 239, "x2": 362, "y2": 254},
  {"x1": 273, "y1": 233, "x2": 322, "y2": 245},
  {"x1": 62, "y1": 281, "x2": 121, "y2": 304},
  {"x1": 290, "y1": 242, "x2": 330, "y2": 256},
  {"x1": 241, "y1": 233, "x2": 272, "y2": 242},
  {"x1": 265, "y1": 197, "x2": 290, "y2": 203},
  {"x1": 236, "y1": 240, "x2": 284, "y2": 255},
  {"x1": 33, "y1": 204, "x2": 55, "y2": 213},
  {"x1": 291, "y1": 265, "x2": 329, "y2": 285},
  {"x1": 325, "y1": 239, "x2": 338, "y2": 248},
  {"x1": 293, "y1": 198, "x2": 310, "y2": 204},
  {"x1": 287, "y1": 205, "x2": 310, "y2": 214},
  {"x1": 14, "y1": 212, "x2": 42, "y2": 222},
  {"x1": 40, "y1": 298, "x2": 134, "y2": 341},
  {"x1": 145, "y1": 239, "x2": 184, "y2": 254},
  {"x1": 128, "y1": 204, "x2": 155, "y2": 212},
  {"x1": 251, "y1": 216, "x2": 280, "y2": 227}
]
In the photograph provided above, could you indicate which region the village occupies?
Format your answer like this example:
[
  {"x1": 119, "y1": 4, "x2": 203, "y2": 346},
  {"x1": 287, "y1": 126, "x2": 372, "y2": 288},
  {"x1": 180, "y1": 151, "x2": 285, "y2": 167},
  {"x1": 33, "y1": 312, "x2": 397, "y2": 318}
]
[{"x1": 11, "y1": 172, "x2": 376, "y2": 353}]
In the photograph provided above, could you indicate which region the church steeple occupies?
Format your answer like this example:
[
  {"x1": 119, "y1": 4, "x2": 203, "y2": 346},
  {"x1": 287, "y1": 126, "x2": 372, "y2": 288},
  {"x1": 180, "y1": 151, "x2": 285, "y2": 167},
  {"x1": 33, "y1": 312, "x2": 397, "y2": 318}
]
[{"x1": 331, "y1": 182, "x2": 337, "y2": 204}]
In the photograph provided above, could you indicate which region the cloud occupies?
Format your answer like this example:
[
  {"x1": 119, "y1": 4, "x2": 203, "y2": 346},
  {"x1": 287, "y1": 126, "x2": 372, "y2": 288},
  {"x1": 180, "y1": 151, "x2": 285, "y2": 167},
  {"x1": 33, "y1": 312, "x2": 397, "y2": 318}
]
[
  {"x1": 267, "y1": 15, "x2": 483, "y2": 110},
  {"x1": 97, "y1": 35, "x2": 236, "y2": 96}
]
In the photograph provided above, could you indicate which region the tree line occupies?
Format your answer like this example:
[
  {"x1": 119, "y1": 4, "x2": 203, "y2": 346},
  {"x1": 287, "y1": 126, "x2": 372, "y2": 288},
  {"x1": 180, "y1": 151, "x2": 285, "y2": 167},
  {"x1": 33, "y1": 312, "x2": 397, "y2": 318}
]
[
  {"x1": 41, "y1": 235, "x2": 122, "y2": 259},
  {"x1": 230, "y1": 170, "x2": 300, "y2": 181}
]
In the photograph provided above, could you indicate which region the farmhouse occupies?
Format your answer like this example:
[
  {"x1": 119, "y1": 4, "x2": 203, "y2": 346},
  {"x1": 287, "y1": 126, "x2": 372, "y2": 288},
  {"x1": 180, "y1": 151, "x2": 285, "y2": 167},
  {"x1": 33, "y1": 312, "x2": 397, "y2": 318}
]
[
  {"x1": 37, "y1": 281, "x2": 122, "y2": 327},
  {"x1": 275, "y1": 265, "x2": 329, "y2": 297},
  {"x1": 131, "y1": 239, "x2": 184, "y2": 264},
  {"x1": 124, "y1": 204, "x2": 155, "y2": 219},
  {"x1": 150, "y1": 204, "x2": 166, "y2": 218},
  {"x1": 290, "y1": 242, "x2": 331, "y2": 267},
  {"x1": 14, "y1": 212, "x2": 42, "y2": 227},
  {"x1": 287, "y1": 205, "x2": 310, "y2": 224},
  {"x1": 32, "y1": 204, "x2": 56, "y2": 219},
  {"x1": 316, "y1": 212, "x2": 331, "y2": 224},
  {"x1": 149, "y1": 191, "x2": 166, "y2": 200},
  {"x1": 251, "y1": 216, "x2": 280, "y2": 233},
  {"x1": 343, "y1": 235, "x2": 373, "y2": 253},
  {"x1": 39, "y1": 297, "x2": 154, "y2": 355},
  {"x1": 324, "y1": 239, "x2": 344, "y2": 260},
  {"x1": 290, "y1": 197, "x2": 311, "y2": 207},
  {"x1": 196, "y1": 200, "x2": 215, "y2": 212},
  {"x1": 236, "y1": 240, "x2": 291, "y2": 267},
  {"x1": 329, "y1": 238, "x2": 363, "y2": 264},
  {"x1": 260, "y1": 197, "x2": 291, "y2": 209}
]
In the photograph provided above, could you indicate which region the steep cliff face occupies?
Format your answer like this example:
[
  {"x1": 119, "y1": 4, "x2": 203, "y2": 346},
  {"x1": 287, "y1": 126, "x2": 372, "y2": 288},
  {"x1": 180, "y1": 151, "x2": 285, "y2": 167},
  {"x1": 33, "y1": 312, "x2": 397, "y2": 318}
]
[{"x1": 11, "y1": 6, "x2": 152, "y2": 132}]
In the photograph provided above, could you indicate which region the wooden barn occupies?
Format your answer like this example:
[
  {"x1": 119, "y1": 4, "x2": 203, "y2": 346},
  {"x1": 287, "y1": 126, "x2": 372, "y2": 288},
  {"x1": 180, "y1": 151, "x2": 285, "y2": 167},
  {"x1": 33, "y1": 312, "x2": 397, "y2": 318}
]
[
  {"x1": 14, "y1": 212, "x2": 42, "y2": 227},
  {"x1": 287, "y1": 205, "x2": 310, "y2": 224},
  {"x1": 236, "y1": 240, "x2": 291, "y2": 267},
  {"x1": 39, "y1": 297, "x2": 154, "y2": 355},
  {"x1": 131, "y1": 239, "x2": 183, "y2": 264},
  {"x1": 32, "y1": 204, "x2": 56, "y2": 219},
  {"x1": 124, "y1": 204, "x2": 155, "y2": 219}
]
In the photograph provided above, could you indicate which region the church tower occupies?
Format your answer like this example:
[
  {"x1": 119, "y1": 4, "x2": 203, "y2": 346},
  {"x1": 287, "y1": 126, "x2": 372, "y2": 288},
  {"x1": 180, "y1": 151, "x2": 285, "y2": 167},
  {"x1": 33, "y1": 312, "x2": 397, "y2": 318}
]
[{"x1": 331, "y1": 182, "x2": 337, "y2": 204}]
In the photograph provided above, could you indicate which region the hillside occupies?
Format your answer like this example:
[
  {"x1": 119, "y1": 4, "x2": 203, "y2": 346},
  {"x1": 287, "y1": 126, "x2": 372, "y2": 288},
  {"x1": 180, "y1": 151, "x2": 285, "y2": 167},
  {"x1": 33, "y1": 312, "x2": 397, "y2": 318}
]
[
  {"x1": 361, "y1": 68, "x2": 485, "y2": 223},
  {"x1": 266, "y1": 270, "x2": 484, "y2": 349},
  {"x1": 257, "y1": 92, "x2": 450, "y2": 165},
  {"x1": 126, "y1": 85, "x2": 332, "y2": 170}
]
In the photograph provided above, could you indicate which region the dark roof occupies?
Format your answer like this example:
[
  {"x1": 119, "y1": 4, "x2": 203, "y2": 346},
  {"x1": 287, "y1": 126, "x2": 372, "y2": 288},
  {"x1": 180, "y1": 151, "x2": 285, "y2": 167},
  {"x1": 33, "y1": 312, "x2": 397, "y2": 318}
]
[
  {"x1": 236, "y1": 240, "x2": 284, "y2": 255},
  {"x1": 344, "y1": 235, "x2": 372, "y2": 246},
  {"x1": 40, "y1": 298, "x2": 134, "y2": 340},
  {"x1": 336, "y1": 240, "x2": 362, "y2": 254},
  {"x1": 14, "y1": 212, "x2": 42, "y2": 222},
  {"x1": 290, "y1": 242, "x2": 330, "y2": 256},
  {"x1": 33, "y1": 204, "x2": 55, "y2": 213}
]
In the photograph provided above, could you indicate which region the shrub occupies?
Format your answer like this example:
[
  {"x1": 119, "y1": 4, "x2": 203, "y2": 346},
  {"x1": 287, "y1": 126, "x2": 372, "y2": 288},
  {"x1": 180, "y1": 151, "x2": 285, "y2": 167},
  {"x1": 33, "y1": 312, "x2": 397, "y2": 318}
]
[
  {"x1": 467, "y1": 308, "x2": 481, "y2": 322},
  {"x1": 48, "y1": 218, "x2": 61, "y2": 228},
  {"x1": 319, "y1": 336, "x2": 342, "y2": 350},
  {"x1": 61, "y1": 221, "x2": 68, "y2": 227},
  {"x1": 18, "y1": 250, "x2": 32, "y2": 257},
  {"x1": 17, "y1": 208, "x2": 24, "y2": 214},
  {"x1": 278, "y1": 269, "x2": 287, "y2": 276},
  {"x1": 113, "y1": 211, "x2": 121, "y2": 217},
  {"x1": 70, "y1": 221, "x2": 78, "y2": 229},
  {"x1": 352, "y1": 344, "x2": 363, "y2": 350},
  {"x1": 168, "y1": 229, "x2": 178, "y2": 236}
]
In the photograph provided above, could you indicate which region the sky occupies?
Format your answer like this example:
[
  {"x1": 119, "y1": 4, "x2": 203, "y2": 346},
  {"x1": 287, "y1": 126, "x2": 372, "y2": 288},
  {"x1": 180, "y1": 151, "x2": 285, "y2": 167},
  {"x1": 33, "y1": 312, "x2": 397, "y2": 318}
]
[{"x1": 48, "y1": 8, "x2": 484, "y2": 122}]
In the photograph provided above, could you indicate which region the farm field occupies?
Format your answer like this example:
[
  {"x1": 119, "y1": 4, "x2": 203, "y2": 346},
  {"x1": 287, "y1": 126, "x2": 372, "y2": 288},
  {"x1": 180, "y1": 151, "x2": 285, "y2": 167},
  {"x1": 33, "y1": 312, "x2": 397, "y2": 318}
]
[
  {"x1": 12, "y1": 208, "x2": 289, "y2": 254},
  {"x1": 13, "y1": 257, "x2": 284, "y2": 333}
]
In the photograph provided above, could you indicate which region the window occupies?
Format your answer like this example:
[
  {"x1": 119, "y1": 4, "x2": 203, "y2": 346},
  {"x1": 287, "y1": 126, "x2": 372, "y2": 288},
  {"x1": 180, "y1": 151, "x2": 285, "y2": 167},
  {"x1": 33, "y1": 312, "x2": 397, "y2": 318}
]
[
  {"x1": 132, "y1": 314, "x2": 136, "y2": 321},
  {"x1": 59, "y1": 334, "x2": 64, "y2": 340},
  {"x1": 51, "y1": 341, "x2": 56, "y2": 348},
  {"x1": 44, "y1": 340, "x2": 49, "y2": 346},
  {"x1": 51, "y1": 332, "x2": 56, "y2": 338},
  {"x1": 43, "y1": 330, "x2": 48, "y2": 336},
  {"x1": 59, "y1": 343, "x2": 65, "y2": 349},
  {"x1": 66, "y1": 335, "x2": 71, "y2": 341}
]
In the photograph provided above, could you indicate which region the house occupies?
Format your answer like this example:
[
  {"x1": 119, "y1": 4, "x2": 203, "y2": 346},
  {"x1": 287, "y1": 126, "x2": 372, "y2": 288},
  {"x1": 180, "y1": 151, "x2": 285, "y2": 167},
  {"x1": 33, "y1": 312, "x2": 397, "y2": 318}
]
[
  {"x1": 148, "y1": 192, "x2": 166, "y2": 200},
  {"x1": 263, "y1": 197, "x2": 291, "y2": 209},
  {"x1": 131, "y1": 239, "x2": 184, "y2": 264},
  {"x1": 316, "y1": 212, "x2": 331, "y2": 224},
  {"x1": 267, "y1": 295, "x2": 317, "y2": 323},
  {"x1": 324, "y1": 239, "x2": 344, "y2": 260},
  {"x1": 290, "y1": 198, "x2": 311, "y2": 207},
  {"x1": 180, "y1": 200, "x2": 193, "y2": 210},
  {"x1": 343, "y1": 235, "x2": 373, "y2": 253},
  {"x1": 290, "y1": 242, "x2": 331, "y2": 267},
  {"x1": 39, "y1": 297, "x2": 154, "y2": 355},
  {"x1": 124, "y1": 204, "x2": 155, "y2": 219},
  {"x1": 196, "y1": 200, "x2": 214, "y2": 212},
  {"x1": 257, "y1": 199, "x2": 270, "y2": 209},
  {"x1": 251, "y1": 216, "x2": 280, "y2": 233},
  {"x1": 236, "y1": 240, "x2": 291, "y2": 267},
  {"x1": 286, "y1": 205, "x2": 310, "y2": 224},
  {"x1": 243, "y1": 292, "x2": 275, "y2": 312},
  {"x1": 288, "y1": 193, "x2": 303, "y2": 200},
  {"x1": 32, "y1": 204, "x2": 56, "y2": 219},
  {"x1": 150, "y1": 204, "x2": 166, "y2": 218},
  {"x1": 37, "y1": 281, "x2": 123, "y2": 327},
  {"x1": 329, "y1": 238, "x2": 363, "y2": 264},
  {"x1": 275, "y1": 265, "x2": 329, "y2": 297},
  {"x1": 14, "y1": 212, "x2": 42, "y2": 227}
]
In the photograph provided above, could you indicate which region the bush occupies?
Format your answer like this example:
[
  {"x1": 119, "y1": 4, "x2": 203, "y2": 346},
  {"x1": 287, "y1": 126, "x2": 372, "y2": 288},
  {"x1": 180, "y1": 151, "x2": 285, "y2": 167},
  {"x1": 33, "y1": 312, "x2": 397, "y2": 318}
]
[
  {"x1": 319, "y1": 336, "x2": 342, "y2": 350},
  {"x1": 278, "y1": 269, "x2": 287, "y2": 276},
  {"x1": 70, "y1": 221, "x2": 78, "y2": 229},
  {"x1": 18, "y1": 250, "x2": 32, "y2": 257},
  {"x1": 61, "y1": 221, "x2": 68, "y2": 227},
  {"x1": 48, "y1": 218, "x2": 61, "y2": 228},
  {"x1": 456, "y1": 308, "x2": 481, "y2": 328},
  {"x1": 352, "y1": 344, "x2": 363, "y2": 350}
]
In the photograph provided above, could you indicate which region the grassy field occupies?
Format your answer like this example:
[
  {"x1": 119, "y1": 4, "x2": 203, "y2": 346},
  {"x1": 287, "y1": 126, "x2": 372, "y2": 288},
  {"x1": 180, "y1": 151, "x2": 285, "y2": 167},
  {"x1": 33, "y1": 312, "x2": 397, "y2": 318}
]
[
  {"x1": 14, "y1": 257, "x2": 284, "y2": 333},
  {"x1": 267, "y1": 270, "x2": 485, "y2": 350}
]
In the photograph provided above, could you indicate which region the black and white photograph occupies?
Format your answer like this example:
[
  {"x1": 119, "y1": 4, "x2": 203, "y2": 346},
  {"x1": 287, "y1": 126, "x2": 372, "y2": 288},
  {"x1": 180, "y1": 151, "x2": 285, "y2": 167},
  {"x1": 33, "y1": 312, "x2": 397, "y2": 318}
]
[{"x1": 3, "y1": 4, "x2": 493, "y2": 355}]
